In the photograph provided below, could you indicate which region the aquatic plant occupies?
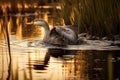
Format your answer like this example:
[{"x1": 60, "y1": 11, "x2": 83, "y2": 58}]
[
  {"x1": 59, "y1": 0, "x2": 74, "y2": 25},
  {"x1": 60, "y1": 0, "x2": 120, "y2": 37}
]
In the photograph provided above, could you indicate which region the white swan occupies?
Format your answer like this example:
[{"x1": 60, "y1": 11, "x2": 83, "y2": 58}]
[{"x1": 27, "y1": 19, "x2": 78, "y2": 46}]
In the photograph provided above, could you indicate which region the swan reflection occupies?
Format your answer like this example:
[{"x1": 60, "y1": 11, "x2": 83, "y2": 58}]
[{"x1": 33, "y1": 49, "x2": 77, "y2": 71}]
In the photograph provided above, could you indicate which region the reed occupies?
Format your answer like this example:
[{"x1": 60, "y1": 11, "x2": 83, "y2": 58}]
[
  {"x1": 3, "y1": 7, "x2": 12, "y2": 80},
  {"x1": 59, "y1": 0, "x2": 73, "y2": 25},
  {"x1": 4, "y1": 9, "x2": 12, "y2": 61},
  {"x1": 60, "y1": 0, "x2": 120, "y2": 37}
]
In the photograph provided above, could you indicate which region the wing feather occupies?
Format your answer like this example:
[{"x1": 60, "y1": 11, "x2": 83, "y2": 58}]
[{"x1": 55, "y1": 26, "x2": 78, "y2": 44}]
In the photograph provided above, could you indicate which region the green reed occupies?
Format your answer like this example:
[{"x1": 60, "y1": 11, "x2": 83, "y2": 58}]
[
  {"x1": 59, "y1": 0, "x2": 73, "y2": 25},
  {"x1": 60, "y1": 0, "x2": 120, "y2": 37}
]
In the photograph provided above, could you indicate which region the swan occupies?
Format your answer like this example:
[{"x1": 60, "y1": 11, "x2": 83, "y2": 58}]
[{"x1": 27, "y1": 19, "x2": 78, "y2": 46}]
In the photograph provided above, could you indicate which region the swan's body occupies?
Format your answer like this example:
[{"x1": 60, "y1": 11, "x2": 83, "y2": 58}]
[{"x1": 33, "y1": 19, "x2": 78, "y2": 46}]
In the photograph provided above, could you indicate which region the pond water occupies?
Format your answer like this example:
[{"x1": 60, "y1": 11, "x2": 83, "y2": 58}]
[
  {"x1": 0, "y1": 4, "x2": 120, "y2": 80},
  {"x1": 1, "y1": 42, "x2": 120, "y2": 80}
]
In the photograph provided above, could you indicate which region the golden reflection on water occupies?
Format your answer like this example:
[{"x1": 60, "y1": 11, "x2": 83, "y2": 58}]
[
  {"x1": 0, "y1": 47, "x2": 74, "y2": 80},
  {"x1": 0, "y1": 19, "x2": 4, "y2": 39},
  {"x1": 0, "y1": 20, "x2": 2, "y2": 33},
  {"x1": 7, "y1": 17, "x2": 12, "y2": 35},
  {"x1": 16, "y1": 17, "x2": 23, "y2": 39},
  {"x1": 1, "y1": 40, "x2": 120, "y2": 80},
  {"x1": 0, "y1": 40, "x2": 86, "y2": 80}
]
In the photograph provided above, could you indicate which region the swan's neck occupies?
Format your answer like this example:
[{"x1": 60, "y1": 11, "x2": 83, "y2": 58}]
[{"x1": 42, "y1": 22, "x2": 50, "y2": 41}]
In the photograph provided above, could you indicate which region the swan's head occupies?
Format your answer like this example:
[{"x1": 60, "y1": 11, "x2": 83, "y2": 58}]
[
  {"x1": 33, "y1": 19, "x2": 48, "y2": 26},
  {"x1": 26, "y1": 19, "x2": 48, "y2": 27}
]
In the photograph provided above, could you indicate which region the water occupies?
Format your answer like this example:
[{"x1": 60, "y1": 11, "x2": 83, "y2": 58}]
[
  {"x1": 1, "y1": 44, "x2": 120, "y2": 80},
  {"x1": 0, "y1": 3, "x2": 120, "y2": 80}
]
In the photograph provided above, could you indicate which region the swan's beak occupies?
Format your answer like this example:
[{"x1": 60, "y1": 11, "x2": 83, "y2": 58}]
[{"x1": 26, "y1": 21, "x2": 34, "y2": 25}]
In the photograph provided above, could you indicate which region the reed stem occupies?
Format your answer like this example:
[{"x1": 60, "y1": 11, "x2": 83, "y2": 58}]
[{"x1": 4, "y1": 9, "x2": 12, "y2": 61}]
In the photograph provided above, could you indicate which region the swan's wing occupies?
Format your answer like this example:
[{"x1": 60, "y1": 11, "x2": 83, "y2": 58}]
[
  {"x1": 55, "y1": 26, "x2": 78, "y2": 44},
  {"x1": 48, "y1": 28, "x2": 67, "y2": 46}
]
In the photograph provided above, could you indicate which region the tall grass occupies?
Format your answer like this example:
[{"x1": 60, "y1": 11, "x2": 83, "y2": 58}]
[
  {"x1": 60, "y1": 0, "x2": 120, "y2": 37},
  {"x1": 59, "y1": 0, "x2": 72, "y2": 25}
]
